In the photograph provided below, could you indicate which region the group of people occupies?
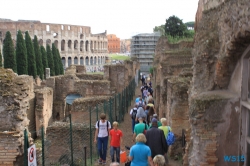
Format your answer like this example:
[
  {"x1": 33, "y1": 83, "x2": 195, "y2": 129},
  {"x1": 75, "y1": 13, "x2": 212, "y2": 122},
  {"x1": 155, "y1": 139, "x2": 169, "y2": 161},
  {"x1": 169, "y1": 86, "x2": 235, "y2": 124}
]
[{"x1": 94, "y1": 77, "x2": 171, "y2": 166}]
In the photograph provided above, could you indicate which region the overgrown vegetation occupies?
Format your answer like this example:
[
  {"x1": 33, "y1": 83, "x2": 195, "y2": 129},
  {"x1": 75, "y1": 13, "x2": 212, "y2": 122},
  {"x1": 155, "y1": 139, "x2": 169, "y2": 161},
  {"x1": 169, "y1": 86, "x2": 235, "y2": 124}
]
[
  {"x1": 4, "y1": 31, "x2": 17, "y2": 72},
  {"x1": 153, "y1": 15, "x2": 195, "y2": 43},
  {"x1": 149, "y1": 67, "x2": 153, "y2": 76}
]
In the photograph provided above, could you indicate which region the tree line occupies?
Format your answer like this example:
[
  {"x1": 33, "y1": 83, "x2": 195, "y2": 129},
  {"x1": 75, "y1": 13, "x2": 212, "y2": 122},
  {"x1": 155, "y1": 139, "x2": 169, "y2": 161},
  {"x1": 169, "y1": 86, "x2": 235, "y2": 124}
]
[
  {"x1": 0, "y1": 30, "x2": 64, "y2": 79},
  {"x1": 153, "y1": 15, "x2": 195, "y2": 38}
]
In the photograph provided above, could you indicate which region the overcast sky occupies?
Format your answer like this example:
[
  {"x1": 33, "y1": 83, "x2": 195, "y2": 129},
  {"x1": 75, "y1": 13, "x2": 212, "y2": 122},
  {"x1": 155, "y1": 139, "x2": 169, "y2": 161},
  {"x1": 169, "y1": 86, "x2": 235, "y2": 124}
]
[{"x1": 0, "y1": 0, "x2": 199, "y2": 39}]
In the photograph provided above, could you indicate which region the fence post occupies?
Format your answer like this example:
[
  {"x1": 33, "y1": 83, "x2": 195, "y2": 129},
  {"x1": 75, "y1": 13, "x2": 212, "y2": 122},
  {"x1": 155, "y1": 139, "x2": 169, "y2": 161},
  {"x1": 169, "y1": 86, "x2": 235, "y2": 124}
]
[
  {"x1": 84, "y1": 146, "x2": 87, "y2": 166},
  {"x1": 24, "y1": 129, "x2": 29, "y2": 166},
  {"x1": 109, "y1": 98, "x2": 113, "y2": 124},
  {"x1": 119, "y1": 93, "x2": 121, "y2": 122},
  {"x1": 89, "y1": 106, "x2": 93, "y2": 165},
  {"x1": 69, "y1": 114, "x2": 74, "y2": 166},
  {"x1": 42, "y1": 126, "x2": 45, "y2": 166}
]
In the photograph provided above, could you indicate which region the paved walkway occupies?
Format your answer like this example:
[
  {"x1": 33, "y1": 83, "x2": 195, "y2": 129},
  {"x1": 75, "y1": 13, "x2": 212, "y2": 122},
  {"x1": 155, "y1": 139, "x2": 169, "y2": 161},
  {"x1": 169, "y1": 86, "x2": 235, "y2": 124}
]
[{"x1": 95, "y1": 84, "x2": 182, "y2": 166}]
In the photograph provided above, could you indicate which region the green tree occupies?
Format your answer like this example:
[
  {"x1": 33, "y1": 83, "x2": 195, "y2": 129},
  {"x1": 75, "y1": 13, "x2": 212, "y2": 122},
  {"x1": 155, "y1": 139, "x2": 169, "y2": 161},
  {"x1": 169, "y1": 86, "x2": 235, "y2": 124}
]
[
  {"x1": 46, "y1": 44, "x2": 55, "y2": 76},
  {"x1": 52, "y1": 43, "x2": 59, "y2": 75},
  {"x1": 57, "y1": 48, "x2": 64, "y2": 74},
  {"x1": 3, "y1": 31, "x2": 17, "y2": 72},
  {"x1": 33, "y1": 36, "x2": 44, "y2": 79},
  {"x1": 40, "y1": 46, "x2": 48, "y2": 78},
  {"x1": 25, "y1": 31, "x2": 37, "y2": 78},
  {"x1": 16, "y1": 30, "x2": 28, "y2": 74},
  {"x1": 153, "y1": 25, "x2": 165, "y2": 36},
  {"x1": 0, "y1": 49, "x2": 2, "y2": 67},
  {"x1": 165, "y1": 15, "x2": 187, "y2": 37}
]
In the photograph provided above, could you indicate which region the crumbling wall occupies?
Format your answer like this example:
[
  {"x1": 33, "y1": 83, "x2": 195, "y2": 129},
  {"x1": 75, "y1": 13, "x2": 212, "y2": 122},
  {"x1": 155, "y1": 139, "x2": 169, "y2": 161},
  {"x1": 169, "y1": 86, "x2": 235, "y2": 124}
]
[
  {"x1": 35, "y1": 87, "x2": 53, "y2": 137},
  {"x1": 0, "y1": 68, "x2": 33, "y2": 166},
  {"x1": 186, "y1": 0, "x2": 250, "y2": 165},
  {"x1": 76, "y1": 73, "x2": 103, "y2": 80},
  {"x1": 45, "y1": 122, "x2": 95, "y2": 165}
]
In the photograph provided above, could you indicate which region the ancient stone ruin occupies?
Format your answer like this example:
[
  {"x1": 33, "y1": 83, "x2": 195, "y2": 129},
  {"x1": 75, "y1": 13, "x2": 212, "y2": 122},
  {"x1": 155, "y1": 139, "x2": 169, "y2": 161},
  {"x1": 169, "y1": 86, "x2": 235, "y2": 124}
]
[
  {"x1": 153, "y1": 0, "x2": 250, "y2": 165},
  {"x1": 0, "y1": 59, "x2": 139, "y2": 166}
]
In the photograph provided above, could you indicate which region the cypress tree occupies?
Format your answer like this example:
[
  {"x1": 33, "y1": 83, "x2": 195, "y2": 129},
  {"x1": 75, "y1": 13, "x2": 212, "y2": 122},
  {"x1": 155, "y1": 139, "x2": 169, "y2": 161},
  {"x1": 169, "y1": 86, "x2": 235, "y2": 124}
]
[
  {"x1": 0, "y1": 49, "x2": 2, "y2": 67},
  {"x1": 46, "y1": 44, "x2": 55, "y2": 76},
  {"x1": 33, "y1": 36, "x2": 44, "y2": 79},
  {"x1": 57, "y1": 48, "x2": 64, "y2": 74},
  {"x1": 25, "y1": 31, "x2": 37, "y2": 78},
  {"x1": 16, "y1": 30, "x2": 27, "y2": 75},
  {"x1": 52, "y1": 43, "x2": 59, "y2": 75},
  {"x1": 3, "y1": 31, "x2": 16, "y2": 72},
  {"x1": 40, "y1": 46, "x2": 48, "y2": 78}
]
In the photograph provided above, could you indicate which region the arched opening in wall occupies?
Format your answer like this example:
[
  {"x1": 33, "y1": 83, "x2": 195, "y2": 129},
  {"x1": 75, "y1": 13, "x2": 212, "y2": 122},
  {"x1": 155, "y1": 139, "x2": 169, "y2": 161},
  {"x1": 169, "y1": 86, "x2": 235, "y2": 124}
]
[
  {"x1": 98, "y1": 57, "x2": 100, "y2": 64},
  {"x1": 39, "y1": 39, "x2": 43, "y2": 46},
  {"x1": 94, "y1": 41, "x2": 96, "y2": 50},
  {"x1": 62, "y1": 57, "x2": 66, "y2": 68},
  {"x1": 65, "y1": 94, "x2": 82, "y2": 117},
  {"x1": 80, "y1": 41, "x2": 83, "y2": 51},
  {"x1": 90, "y1": 57, "x2": 93, "y2": 65},
  {"x1": 74, "y1": 40, "x2": 78, "y2": 50},
  {"x1": 80, "y1": 27, "x2": 82, "y2": 33},
  {"x1": 61, "y1": 25, "x2": 64, "y2": 30},
  {"x1": 68, "y1": 40, "x2": 72, "y2": 50},
  {"x1": 85, "y1": 56, "x2": 89, "y2": 65},
  {"x1": 46, "y1": 39, "x2": 51, "y2": 46},
  {"x1": 46, "y1": 25, "x2": 50, "y2": 31},
  {"x1": 68, "y1": 26, "x2": 71, "y2": 30},
  {"x1": 94, "y1": 57, "x2": 97, "y2": 65},
  {"x1": 61, "y1": 40, "x2": 65, "y2": 51},
  {"x1": 74, "y1": 57, "x2": 78, "y2": 64},
  {"x1": 85, "y1": 40, "x2": 88, "y2": 52},
  {"x1": 80, "y1": 34, "x2": 83, "y2": 39},
  {"x1": 80, "y1": 57, "x2": 83, "y2": 65},
  {"x1": 68, "y1": 57, "x2": 72, "y2": 67},
  {"x1": 54, "y1": 40, "x2": 58, "y2": 49}
]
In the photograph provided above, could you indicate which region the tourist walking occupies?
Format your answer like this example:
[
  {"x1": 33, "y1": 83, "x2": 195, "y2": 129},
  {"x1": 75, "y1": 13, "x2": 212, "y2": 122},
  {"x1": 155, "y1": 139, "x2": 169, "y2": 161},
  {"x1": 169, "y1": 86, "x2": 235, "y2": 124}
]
[
  {"x1": 130, "y1": 104, "x2": 138, "y2": 133},
  {"x1": 146, "y1": 118, "x2": 168, "y2": 160},
  {"x1": 135, "y1": 107, "x2": 146, "y2": 123},
  {"x1": 153, "y1": 155, "x2": 166, "y2": 166},
  {"x1": 129, "y1": 134, "x2": 154, "y2": 166},
  {"x1": 158, "y1": 118, "x2": 171, "y2": 138},
  {"x1": 149, "y1": 114, "x2": 162, "y2": 128},
  {"x1": 94, "y1": 113, "x2": 111, "y2": 165},
  {"x1": 132, "y1": 117, "x2": 148, "y2": 142},
  {"x1": 110, "y1": 121, "x2": 123, "y2": 163}
]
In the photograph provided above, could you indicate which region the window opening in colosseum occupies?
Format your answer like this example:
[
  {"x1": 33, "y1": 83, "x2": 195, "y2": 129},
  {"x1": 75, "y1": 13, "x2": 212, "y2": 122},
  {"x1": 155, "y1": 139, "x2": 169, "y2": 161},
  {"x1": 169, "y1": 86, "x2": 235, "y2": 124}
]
[
  {"x1": 85, "y1": 56, "x2": 89, "y2": 65},
  {"x1": 53, "y1": 33, "x2": 58, "y2": 38},
  {"x1": 80, "y1": 27, "x2": 82, "y2": 33},
  {"x1": 61, "y1": 57, "x2": 65, "y2": 67},
  {"x1": 46, "y1": 39, "x2": 51, "y2": 45},
  {"x1": 68, "y1": 26, "x2": 71, "y2": 30},
  {"x1": 98, "y1": 57, "x2": 100, "y2": 64},
  {"x1": 80, "y1": 41, "x2": 83, "y2": 51},
  {"x1": 80, "y1": 57, "x2": 83, "y2": 65},
  {"x1": 61, "y1": 40, "x2": 65, "y2": 51},
  {"x1": 94, "y1": 57, "x2": 97, "y2": 65},
  {"x1": 61, "y1": 25, "x2": 64, "y2": 30},
  {"x1": 85, "y1": 41, "x2": 88, "y2": 51},
  {"x1": 68, "y1": 40, "x2": 72, "y2": 49},
  {"x1": 39, "y1": 39, "x2": 43, "y2": 46},
  {"x1": 68, "y1": 57, "x2": 72, "y2": 67},
  {"x1": 54, "y1": 40, "x2": 58, "y2": 48},
  {"x1": 74, "y1": 57, "x2": 78, "y2": 64},
  {"x1": 46, "y1": 25, "x2": 50, "y2": 31},
  {"x1": 80, "y1": 34, "x2": 83, "y2": 39},
  {"x1": 90, "y1": 57, "x2": 93, "y2": 65},
  {"x1": 74, "y1": 40, "x2": 78, "y2": 50}
]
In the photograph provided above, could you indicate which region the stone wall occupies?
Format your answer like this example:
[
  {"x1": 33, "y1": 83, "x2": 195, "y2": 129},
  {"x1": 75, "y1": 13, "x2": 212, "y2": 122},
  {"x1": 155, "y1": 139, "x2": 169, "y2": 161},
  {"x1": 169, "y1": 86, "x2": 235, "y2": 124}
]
[
  {"x1": 185, "y1": 0, "x2": 250, "y2": 165},
  {"x1": 45, "y1": 122, "x2": 95, "y2": 165},
  {"x1": 35, "y1": 87, "x2": 53, "y2": 137},
  {"x1": 0, "y1": 68, "x2": 34, "y2": 166}
]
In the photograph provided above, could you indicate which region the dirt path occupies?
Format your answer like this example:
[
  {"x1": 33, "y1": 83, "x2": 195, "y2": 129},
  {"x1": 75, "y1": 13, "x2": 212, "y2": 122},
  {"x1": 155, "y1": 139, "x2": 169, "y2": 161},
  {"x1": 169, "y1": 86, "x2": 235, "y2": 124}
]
[{"x1": 94, "y1": 84, "x2": 182, "y2": 166}]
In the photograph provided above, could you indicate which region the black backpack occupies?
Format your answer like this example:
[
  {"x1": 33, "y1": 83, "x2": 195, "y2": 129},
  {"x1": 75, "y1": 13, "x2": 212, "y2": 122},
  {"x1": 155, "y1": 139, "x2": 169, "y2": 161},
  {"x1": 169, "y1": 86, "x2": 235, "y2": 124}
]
[
  {"x1": 97, "y1": 120, "x2": 109, "y2": 134},
  {"x1": 131, "y1": 108, "x2": 137, "y2": 120}
]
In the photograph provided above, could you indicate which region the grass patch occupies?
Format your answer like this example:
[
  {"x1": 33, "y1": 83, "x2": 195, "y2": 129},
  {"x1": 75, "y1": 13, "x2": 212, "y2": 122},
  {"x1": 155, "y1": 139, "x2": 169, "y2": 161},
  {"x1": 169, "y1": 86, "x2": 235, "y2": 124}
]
[
  {"x1": 109, "y1": 54, "x2": 130, "y2": 61},
  {"x1": 87, "y1": 72, "x2": 104, "y2": 75},
  {"x1": 166, "y1": 35, "x2": 194, "y2": 44}
]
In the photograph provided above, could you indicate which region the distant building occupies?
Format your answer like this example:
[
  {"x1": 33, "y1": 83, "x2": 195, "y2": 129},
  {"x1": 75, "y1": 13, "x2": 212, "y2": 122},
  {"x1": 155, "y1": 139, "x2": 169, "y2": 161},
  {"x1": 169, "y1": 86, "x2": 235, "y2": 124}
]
[
  {"x1": 120, "y1": 39, "x2": 131, "y2": 53},
  {"x1": 107, "y1": 34, "x2": 120, "y2": 53},
  {"x1": 131, "y1": 32, "x2": 160, "y2": 72}
]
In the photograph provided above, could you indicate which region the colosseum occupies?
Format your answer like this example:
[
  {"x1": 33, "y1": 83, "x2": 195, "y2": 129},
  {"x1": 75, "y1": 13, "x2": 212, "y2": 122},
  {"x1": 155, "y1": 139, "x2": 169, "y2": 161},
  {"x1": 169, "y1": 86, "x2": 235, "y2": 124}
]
[{"x1": 0, "y1": 18, "x2": 108, "y2": 72}]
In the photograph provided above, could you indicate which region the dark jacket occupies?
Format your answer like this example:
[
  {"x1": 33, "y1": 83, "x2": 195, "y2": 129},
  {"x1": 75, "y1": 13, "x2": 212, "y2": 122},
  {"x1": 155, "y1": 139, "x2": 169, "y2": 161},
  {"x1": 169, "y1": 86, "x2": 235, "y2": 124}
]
[{"x1": 145, "y1": 126, "x2": 168, "y2": 158}]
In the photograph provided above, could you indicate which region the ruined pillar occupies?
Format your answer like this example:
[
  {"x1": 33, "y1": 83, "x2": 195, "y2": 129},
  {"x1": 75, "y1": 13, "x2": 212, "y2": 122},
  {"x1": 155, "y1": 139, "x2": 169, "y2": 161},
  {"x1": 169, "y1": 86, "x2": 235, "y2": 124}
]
[{"x1": 46, "y1": 68, "x2": 50, "y2": 78}]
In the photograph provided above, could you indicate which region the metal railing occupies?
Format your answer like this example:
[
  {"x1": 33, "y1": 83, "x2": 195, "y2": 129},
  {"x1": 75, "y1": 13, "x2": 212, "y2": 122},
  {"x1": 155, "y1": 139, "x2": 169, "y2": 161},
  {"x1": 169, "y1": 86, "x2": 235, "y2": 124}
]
[{"x1": 24, "y1": 77, "x2": 137, "y2": 166}]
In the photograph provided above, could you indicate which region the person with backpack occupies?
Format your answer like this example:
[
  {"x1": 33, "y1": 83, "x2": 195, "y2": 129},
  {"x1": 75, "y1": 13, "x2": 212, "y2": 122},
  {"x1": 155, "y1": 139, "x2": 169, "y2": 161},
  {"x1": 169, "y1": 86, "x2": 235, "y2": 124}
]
[
  {"x1": 130, "y1": 104, "x2": 138, "y2": 133},
  {"x1": 110, "y1": 121, "x2": 123, "y2": 163},
  {"x1": 145, "y1": 118, "x2": 168, "y2": 164},
  {"x1": 158, "y1": 118, "x2": 171, "y2": 139},
  {"x1": 94, "y1": 113, "x2": 111, "y2": 165}
]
